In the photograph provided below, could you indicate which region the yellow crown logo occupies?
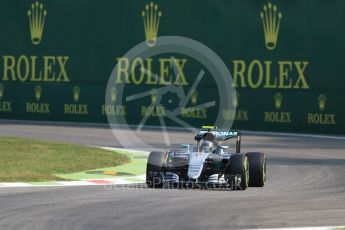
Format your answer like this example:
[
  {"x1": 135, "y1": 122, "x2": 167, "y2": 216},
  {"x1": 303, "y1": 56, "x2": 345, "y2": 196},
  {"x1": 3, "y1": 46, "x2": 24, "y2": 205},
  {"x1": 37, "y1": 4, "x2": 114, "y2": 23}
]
[
  {"x1": 73, "y1": 86, "x2": 80, "y2": 103},
  {"x1": 27, "y1": 1, "x2": 47, "y2": 45},
  {"x1": 142, "y1": 2, "x2": 162, "y2": 47},
  {"x1": 260, "y1": 2, "x2": 282, "y2": 50},
  {"x1": 318, "y1": 94, "x2": 327, "y2": 112},
  {"x1": 191, "y1": 90, "x2": 198, "y2": 105},
  {"x1": 0, "y1": 84, "x2": 4, "y2": 100},
  {"x1": 35, "y1": 85, "x2": 42, "y2": 101},
  {"x1": 111, "y1": 87, "x2": 117, "y2": 103},
  {"x1": 274, "y1": 93, "x2": 283, "y2": 110},
  {"x1": 151, "y1": 89, "x2": 158, "y2": 104}
]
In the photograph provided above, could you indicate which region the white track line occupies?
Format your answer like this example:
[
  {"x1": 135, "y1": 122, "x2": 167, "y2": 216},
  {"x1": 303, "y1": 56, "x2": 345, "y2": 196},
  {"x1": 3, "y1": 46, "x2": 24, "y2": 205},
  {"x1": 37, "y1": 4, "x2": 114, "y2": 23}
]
[
  {"x1": 58, "y1": 181, "x2": 97, "y2": 186},
  {"x1": 0, "y1": 183, "x2": 32, "y2": 187},
  {"x1": 253, "y1": 226, "x2": 345, "y2": 230},
  {"x1": 98, "y1": 146, "x2": 149, "y2": 155},
  {"x1": 0, "y1": 178, "x2": 146, "y2": 188}
]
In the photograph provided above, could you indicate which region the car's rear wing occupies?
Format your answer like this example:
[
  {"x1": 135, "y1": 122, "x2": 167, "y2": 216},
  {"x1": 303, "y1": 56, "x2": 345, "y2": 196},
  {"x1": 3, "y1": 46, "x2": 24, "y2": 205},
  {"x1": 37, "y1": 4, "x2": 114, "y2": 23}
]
[{"x1": 194, "y1": 126, "x2": 241, "y2": 153}]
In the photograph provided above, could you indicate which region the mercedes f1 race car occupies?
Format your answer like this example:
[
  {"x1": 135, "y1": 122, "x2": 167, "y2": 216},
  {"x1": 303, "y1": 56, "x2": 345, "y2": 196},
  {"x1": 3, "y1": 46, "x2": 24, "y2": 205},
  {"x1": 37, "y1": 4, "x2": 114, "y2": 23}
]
[{"x1": 146, "y1": 126, "x2": 266, "y2": 190}]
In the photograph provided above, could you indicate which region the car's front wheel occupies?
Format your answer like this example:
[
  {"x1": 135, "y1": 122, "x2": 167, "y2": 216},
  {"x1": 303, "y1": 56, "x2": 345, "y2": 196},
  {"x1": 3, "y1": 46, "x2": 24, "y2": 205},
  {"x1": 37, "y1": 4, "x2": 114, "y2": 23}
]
[
  {"x1": 227, "y1": 153, "x2": 249, "y2": 190},
  {"x1": 246, "y1": 152, "x2": 266, "y2": 187},
  {"x1": 146, "y1": 151, "x2": 166, "y2": 188}
]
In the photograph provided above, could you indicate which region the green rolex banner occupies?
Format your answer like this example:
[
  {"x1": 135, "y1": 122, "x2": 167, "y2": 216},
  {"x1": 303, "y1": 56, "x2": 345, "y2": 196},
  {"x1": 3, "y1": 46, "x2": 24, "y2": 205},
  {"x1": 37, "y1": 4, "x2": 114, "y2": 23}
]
[{"x1": 0, "y1": 0, "x2": 344, "y2": 134}]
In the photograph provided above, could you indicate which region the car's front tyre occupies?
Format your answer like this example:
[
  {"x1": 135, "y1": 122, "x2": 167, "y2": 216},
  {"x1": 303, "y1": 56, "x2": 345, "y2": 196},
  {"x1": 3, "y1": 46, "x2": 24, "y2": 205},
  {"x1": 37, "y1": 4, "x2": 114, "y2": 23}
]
[
  {"x1": 246, "y1": 152, "x2": 266, "y2": 187},
  {"x1": 228, "y1": 153, "x2": 249, "y2": 190},
  {"x1": 146, "y1": 151, "x2": 166, "y2": 188}
]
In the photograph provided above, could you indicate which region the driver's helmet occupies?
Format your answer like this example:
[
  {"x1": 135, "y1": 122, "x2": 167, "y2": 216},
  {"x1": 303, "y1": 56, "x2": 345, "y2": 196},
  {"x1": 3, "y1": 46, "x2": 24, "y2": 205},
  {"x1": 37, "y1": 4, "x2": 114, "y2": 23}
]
[{"x1": 200, "y1": 141, "x2": 214, "y2": 153}]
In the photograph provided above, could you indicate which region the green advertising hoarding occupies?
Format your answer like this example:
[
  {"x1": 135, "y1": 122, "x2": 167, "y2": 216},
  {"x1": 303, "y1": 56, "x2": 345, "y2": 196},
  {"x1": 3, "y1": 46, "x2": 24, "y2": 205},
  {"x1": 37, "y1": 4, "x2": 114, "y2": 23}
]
[{"x1": 0, "y1": 0, "x2": 344, "y2": 134}]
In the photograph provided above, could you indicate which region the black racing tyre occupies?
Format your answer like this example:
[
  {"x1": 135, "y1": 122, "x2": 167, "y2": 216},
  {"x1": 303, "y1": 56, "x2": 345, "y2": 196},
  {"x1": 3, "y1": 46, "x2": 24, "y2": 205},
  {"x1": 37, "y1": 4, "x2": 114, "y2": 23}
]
[
  {"x1": 146, "y1": 151, "x2": 166, "y2": 188},
  {"x1": 228, "y1": 153, "x2": 249, "y2": 190},
  {"x1": 246, "y1": 152, "x2": 266, "y2": 187}
]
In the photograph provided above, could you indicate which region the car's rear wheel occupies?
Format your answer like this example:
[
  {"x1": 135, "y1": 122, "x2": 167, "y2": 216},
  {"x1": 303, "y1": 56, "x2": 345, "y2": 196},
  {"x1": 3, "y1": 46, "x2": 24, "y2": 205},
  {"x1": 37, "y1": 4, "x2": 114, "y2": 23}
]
[
  {"x1": 146, "y1": 151, "x2": 166, "y2": 188},
  {"x1": 228, "y1": 153, "x2": 249, "y2": 190},
  {"x1": 246, "y1": 152, "x2": 266, "y2": 187}
]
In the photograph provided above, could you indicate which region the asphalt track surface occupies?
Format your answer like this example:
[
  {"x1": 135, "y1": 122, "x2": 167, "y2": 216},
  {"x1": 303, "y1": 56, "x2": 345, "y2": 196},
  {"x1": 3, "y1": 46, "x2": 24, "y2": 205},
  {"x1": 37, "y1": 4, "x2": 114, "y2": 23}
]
[{"x1": 0, "y1": 120, "x2": 344, "y2": 230}]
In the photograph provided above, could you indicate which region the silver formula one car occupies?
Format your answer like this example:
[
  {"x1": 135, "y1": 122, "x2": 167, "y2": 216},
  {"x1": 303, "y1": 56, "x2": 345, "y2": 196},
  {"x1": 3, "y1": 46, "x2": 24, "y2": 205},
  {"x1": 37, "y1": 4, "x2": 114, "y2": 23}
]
[{"x1": 146, "y1": 126, "x2": 266, "y2": 190}]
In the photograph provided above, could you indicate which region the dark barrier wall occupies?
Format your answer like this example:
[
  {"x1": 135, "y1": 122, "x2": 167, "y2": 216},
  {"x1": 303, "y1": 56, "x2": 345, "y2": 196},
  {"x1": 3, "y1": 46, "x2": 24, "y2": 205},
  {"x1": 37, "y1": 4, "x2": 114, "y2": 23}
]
[{"x1": 0, "y1": 0, "x2": 344, "y2": 134}]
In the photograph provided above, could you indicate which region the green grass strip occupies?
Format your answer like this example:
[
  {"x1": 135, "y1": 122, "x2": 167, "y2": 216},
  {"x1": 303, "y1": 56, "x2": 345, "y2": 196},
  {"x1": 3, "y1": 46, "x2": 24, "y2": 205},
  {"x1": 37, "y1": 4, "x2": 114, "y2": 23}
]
[
  {"x1": 57, "y1": 149, "x2": 148, "y2": 180},
  {"x1": 0, "y1": 137, "x2": 130, "y2": 182}
]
